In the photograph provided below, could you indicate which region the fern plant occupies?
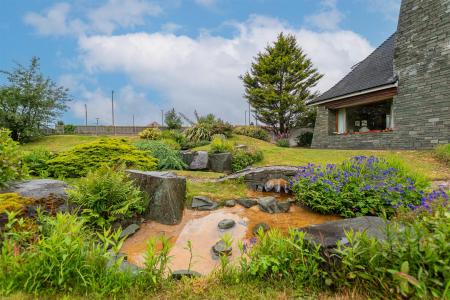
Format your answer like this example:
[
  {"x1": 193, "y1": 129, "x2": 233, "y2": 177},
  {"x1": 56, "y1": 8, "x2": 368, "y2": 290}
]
[
  {"x1": 134, "y1": 140, "x2": 186, "y2": 170},
  {"x1": 67, "y1": 165, "x2": 146, "y2": 227}
]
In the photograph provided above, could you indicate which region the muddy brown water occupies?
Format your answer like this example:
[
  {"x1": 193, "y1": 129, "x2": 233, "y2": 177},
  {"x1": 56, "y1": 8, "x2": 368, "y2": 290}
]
[{"x1": 120, "y1": 192, "x2": 340, "y2": 275}]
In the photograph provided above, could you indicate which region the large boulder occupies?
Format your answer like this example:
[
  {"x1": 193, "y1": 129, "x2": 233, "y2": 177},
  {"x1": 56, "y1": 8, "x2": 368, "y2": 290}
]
[
  {"x1": 1, "y1": 179, "x2": 69, "y2": 200},
  {"x1": 300, "y1": 216, "x2": 388, "y2": 249},
  {"x1": 189, "y1": 151, "x2": 209, "y2": 170},
  {"x1": 126, "y1": 170, "x2": 186, "y2": 225},
  {"x1": 209, "y1": 153, "x2": 232, "y2": 173}
]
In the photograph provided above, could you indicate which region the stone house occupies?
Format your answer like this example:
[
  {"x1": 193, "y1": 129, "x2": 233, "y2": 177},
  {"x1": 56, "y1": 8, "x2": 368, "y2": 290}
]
[{"x1": 310, "y1": 0, "x2": 450, "y2": 149}]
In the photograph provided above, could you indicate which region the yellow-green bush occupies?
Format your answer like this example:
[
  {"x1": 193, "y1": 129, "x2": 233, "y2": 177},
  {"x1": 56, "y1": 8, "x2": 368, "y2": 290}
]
[
  {"x1": 0, "y1": 193, "x2": 33, "y2": 214},
  {"x1": 0, "y1": 128, "x2": 27, "y2": 186},
  {"x1": 435, "y1": 144, "x2": 450, "y2": 165},
  {"x1": 139, "y1": 128, "x2": 162, "y2": 140},
  {"x1": 209, "y1": 135, "x2": 233, "y2": 154},
  {"x1": 47, "y1": 138, "x2": 157, "y2": 178}
]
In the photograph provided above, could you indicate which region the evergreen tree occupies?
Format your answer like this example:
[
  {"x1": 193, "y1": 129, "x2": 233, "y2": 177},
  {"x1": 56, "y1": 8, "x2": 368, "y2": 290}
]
[
  {"x1": 241, "y1": 33, "x2": 322, "y2": 135},
  {"x1": 164, "y1": 108, "x2": 182, "y2": 129}
]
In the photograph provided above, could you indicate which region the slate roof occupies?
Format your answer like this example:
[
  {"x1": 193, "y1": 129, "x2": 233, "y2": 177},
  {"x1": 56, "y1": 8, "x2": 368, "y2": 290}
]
[{"x1": 310, "y1": 33, "x2": 398, "y2": 105}]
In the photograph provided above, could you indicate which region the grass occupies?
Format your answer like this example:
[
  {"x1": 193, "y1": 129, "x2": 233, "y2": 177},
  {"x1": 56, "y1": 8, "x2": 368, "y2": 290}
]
[
  {"x1": 186, "y1": 179, "x2": 247, "y2": 204},
  {"x1": 435, "y1": 144, "x2": 450, "y2": 165}
]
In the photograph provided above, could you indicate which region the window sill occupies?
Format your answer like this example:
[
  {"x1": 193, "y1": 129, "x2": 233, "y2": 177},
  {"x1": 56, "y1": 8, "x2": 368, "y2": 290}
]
[{"x1": 333, "y1": 129, "x2": 394, "y2": 135}]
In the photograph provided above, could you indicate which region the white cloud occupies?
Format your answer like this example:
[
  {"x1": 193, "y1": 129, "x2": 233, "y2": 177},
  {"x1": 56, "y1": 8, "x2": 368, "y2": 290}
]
[
  {"x1": 305, "y1": 0, "x2": 343, "y2": 31},
  {"x1": 78, "y1": 15, "x2": 373, "y2": 123},
  {"x1": 23, "y1": 3, "x2": 85, "y2": 36},
  {"x1": 24, "y1": 0, "x2": 162, "y2": 36}
]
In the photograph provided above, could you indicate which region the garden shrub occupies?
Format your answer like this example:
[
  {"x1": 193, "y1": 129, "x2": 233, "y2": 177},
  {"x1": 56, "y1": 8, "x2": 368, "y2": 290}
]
[
  {"x1": 139, "y1": 127, "x2": 162, "y2": 140},
  {"x1": 0, "y1": 128, "x2": 27, "y2": 186},
  {"x1": 209, "y1": 135, "x2": 233, "y2": 154},
  {"x1": 160, "y1": 138, "x2": 181, "y2": 150},
  {"x1": 240, "y1": 229, "x2": 327, "y2": 287},
  {"x1": 47, "y1": 138, "x2": 157, "y2": 178},
  {"x1": 434, "y1": 144, "x2": 450, "y2": 165},
  {"x1": 333, "y1": 203, "x2": 450, "y2": 299},
  {"x1": 231, "y1": 148, "x2": 264, "y2": 172},
  {"x1": 134, "y1": 140, "x2": 186, "y2": 170},
  {"x1": 22, "y1": 148, "x2": 54, "y2": 176},
  {"x1": 68, "y1": 165, "x2": 146, "y2": 227},
  {"x1": 276, "y1": 138, "x2": 290, "y2": 148},
  {"x1": 296, "y1": 131, "x2": 313, "y2": 147},
  {"x1": 292, "y1": 156, "x2": 429, "y2": 218},
  {"x1": 233, "y1": 126, "x2": 270, "y2": 141},
  {"x1": 185, "y1": 123, "x2": 213, "y2": 142},
  {"x1": 63, "y1": 124, "x2": 76, "y2": 134}
]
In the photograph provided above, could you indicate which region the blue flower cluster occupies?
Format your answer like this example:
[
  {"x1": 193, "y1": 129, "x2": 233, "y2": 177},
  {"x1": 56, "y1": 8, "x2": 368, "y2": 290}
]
[
  {"x1": 291, "y1": 156, "x2": 448, "y2": 218},
  {"x1": 409, "y1": 186, "x2": 449, "y2": 211}
]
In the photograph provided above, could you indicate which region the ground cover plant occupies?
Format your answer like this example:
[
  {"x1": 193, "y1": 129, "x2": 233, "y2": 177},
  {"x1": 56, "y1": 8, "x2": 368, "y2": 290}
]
[
  {"x1": 139, "y1": 127, "x2": 162, "y2": 140},
  {"x1": 292, "y1": 156, "x2": 429, "y2": 217},
  {"x1": 209, "y1": 135, "x2": 234, "y2": 154},
  {"x1": 231, "y1": 147, "x2": 264, "y2": 172},
  {"x1": 276, "y1": 138, "x2": 290, "y2": 148},
  {"x1": 68, "y1": 165, "x2": 146, "y2": 227},
  {"x1": 134, "y1": 140, "x2": 186, "y2": 170},
  {"x1": 233, "y1": 125, "x2": 270, "y2": 141},
  {"x1": 46, "y1": 138, "x2": 157, "y2": 177},
  {"x1": 22, "y1": 147, "x2": 54, "y2": 177},
  {"x1": 0, "y1": 128, "x2": 27, "y2": 187},
  {"x1": 435, "y1": 143, "x2": 450, "y2": 165}
]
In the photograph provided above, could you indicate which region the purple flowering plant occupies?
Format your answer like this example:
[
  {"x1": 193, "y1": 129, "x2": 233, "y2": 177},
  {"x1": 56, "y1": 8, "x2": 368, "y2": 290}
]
[{"x1": 291, "y1": 156, "x2": 448, "y2": 218}]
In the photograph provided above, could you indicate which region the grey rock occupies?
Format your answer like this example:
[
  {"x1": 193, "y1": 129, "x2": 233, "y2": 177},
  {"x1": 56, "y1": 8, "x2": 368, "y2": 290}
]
[
  {"x1": 252, "y1": 223, "x2": 270, "y2": 235},
  {"x1": 218, "y1": 219, "x2": 236, "y2": 230},
  {"x1": 224, "y1": 200, "x2": 236, "y2": 207},
  {"x1": 209, "y1": 153, "x2": 232, "y2": 173},
  {"x1": 237, "y1": 199, "x2": 257, "y2": 208},
  {"x1": 301, "y1": 216, "x2": 388, "y2": 249},
  {"x1": 180, "y1": 151, "x2": 196, "y2": 166},
  {"x1": 119, "y1": 223, "x2": 140, "y2": 239},
  {"x1": 1, "y1": 179, "x2": 69, "y2": 200},
  {"x1": 192, "y1": 196, "x2": 219, "y2": 211},
  {"x1": 212, "y1": 240, "x2": 232, "y2": 256},
  {"x1": 172, "y1": 269, "x2": 201, "y2": 280},
  {"x1": 126, "y1": 170, "x2": 186, "y2": 225},
  {"x1": 190, "y1": 151, "x2": 209, "y2": 170},
  {"x1": 277, "y1": 201, "x2": 291, "y2": 213},
  {"x1": 257, "y1": 197, "x2": 280, "y2": 213}
]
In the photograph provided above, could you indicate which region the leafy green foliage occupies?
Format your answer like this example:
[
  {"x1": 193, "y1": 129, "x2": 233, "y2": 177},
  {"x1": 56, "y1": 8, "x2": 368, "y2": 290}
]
[
  {"x1": 164, "y1": 108, "x2": 182, "y2": 130},
  {"x1": 209, "y1": 135, "x2": 233, "y2": 154},
  {"x1": 185, "y1": 123, "x2": 213, "y2": 142},
  {"x1": 241, "y1": 33, "x2": 323, "y2": 135},
  {"x1": 0, "y1": 57, "x2": 70, "y2": 141},
  {"x1": 296, "y1": 131, "x2": 313, "y2": 147},
  {"x1": 276, "y1": 138, "x2": 290, "y2": 148},
  {"x1": 63, "y1": 124, "x2": 75, "y2": 134},
  {"x1": 333, "y1": 207, "x2": 450, "y2": 299},
  {"x1": 0, "y1": 128, "x2": 27, "y2": 186},
  {"x1": 292, "y1": 156, "x2": 428, "y2": 218},
  {"x1": 22, "y1": 147, "x2": 54, "y2": 177},
  {"x1": 231, "y1": 148, "x2": 264, "y2": 172},
  {"x1": 233, "y1": 126, "x2": 270, "y2": 141},
  {"x1": 185, "y1": 113, "x2": 233, "y2": 142},
  {"x1": 139, "y1": 127, "x2": 162, "y2": 140},
  {"x1": 435, "y1": 144, "x2": 450, "y2": 165},
  {"x1": 47, "y1": 138, "x2": 157, "y2": 178},
  {"x1": 0, "y1": 193, "x2": 33, "y2": 214},
  {"x1": 68, "y1": 165, "x2": 146, "y2": 227},
  {"x1": 160, "y1": 138, "x2": 181, "y2": 150},
  {"x1": 134, "y1": 140, "x2": 186, "y2": 170},
  {"x1": 144, "y1": 236, "x2": 172, "y2": 284}
]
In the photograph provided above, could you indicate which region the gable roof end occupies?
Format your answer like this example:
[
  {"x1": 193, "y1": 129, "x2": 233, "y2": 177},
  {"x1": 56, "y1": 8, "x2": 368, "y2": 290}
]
[{"x1": 309, "y1": 33, "x2": 398, "y2": 105}]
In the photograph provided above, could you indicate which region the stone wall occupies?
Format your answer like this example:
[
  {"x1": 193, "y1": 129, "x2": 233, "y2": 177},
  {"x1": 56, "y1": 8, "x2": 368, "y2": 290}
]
[{"x1": 312, "y1": 0, "x2": 450, "y2": 149}]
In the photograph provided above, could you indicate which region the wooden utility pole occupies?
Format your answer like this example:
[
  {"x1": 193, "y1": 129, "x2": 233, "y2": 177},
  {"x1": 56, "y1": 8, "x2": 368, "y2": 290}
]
[
  {"x1": 84, "y1": 104, "x2": 88, "y2": 126},
  {"x1": 132, "y1": 114, "x2": 135, "y2": 134},
  {"x1": 111, "y1": 90, "x2": 116, "y2": 135},
  {"x1": 161, "y1": 109, "x2": 164, "y2": 127}
]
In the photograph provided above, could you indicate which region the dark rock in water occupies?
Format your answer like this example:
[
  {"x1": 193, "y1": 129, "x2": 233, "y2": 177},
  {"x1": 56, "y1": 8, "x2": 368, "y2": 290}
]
[
  {"x1": 190, "y1": 151, "x2": 209, "y2": 170},
  {"x1": 126, "y1": 170, "x2": 186, "y2": 225},
  {"x1": 119, "y1": 223, "x2": 140, "y2": 239},
  {"x1": 237, "y1": 199, "x2": 257, "y2": 208},
  {"x1": 277, "y1": 201, "x2": 291, "y2": 213},
  {"x1": 209, "y1": 153, "x2": 232, "y2": 173},
  {"x1": 212, "y1": 240, "x2": 232, "y2": 256},
  {"x1": 218, "y1": 219, "x2": 236, "y2": 230},
  {"x1": 172, "y1": 269, "x2": 202, "y2": 280},
  {"x1": 257, "y1": 197, "x2": 279, "y2": 213},
  {"x1": 192, "y1": 196, "x2": 219, "y2": 211},
  {"x1": 301, "y1": 217, "x2": 388, "y2": 249},
  {"x1": 2, "y1": 179, "x2": 69, "y2": 200},
  {"x1": 252, "y1": 222, "x2": 270, "y2": 235},
  {"x1": 224, "y1": 200, "x2": 236, "y2": 207}
]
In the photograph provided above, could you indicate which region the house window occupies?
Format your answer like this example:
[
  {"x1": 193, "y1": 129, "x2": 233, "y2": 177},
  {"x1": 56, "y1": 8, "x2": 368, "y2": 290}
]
[{"x1": 336, "y1": 100, "x2": 393, "y2": 134}]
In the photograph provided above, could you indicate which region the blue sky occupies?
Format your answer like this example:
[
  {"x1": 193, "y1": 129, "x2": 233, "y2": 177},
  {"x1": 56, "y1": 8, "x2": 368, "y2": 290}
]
[{"x1": 0, "y1": 0, "x2": 401, "y2": 125}]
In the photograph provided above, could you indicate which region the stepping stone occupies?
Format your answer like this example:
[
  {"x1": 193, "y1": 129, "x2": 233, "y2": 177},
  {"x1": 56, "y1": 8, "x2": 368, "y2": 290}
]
[
  {"x1": 237, "y1": 199, "x2": 257, "y2": 208},
  {"x1": 277, "y1": 201, "x2": 291, "y2": 213},
  {"x1": 191, "y1": 196, "x2": 219, "y2": 211},
  {"x1": 224, "y1": 200, "x2": 236, "y2": 207},
  {"x1": 252, "y1": 222, "x2": 270, "y2": 235},
  {"x1": 212, "y1": 240, "x2": 232, "y2": 256},
  {"x1": 172, "y1": 269, "x2": 202, "y2": 280},
  {"x1": 218, "y1": 219, "x2": 236, "y2": 230},
  {"x1": 257, "y1": 197, "x2": 280, "y2": 213},
  {"x1": 119, "y1": 223, "x2": 140, "y2": 239}
]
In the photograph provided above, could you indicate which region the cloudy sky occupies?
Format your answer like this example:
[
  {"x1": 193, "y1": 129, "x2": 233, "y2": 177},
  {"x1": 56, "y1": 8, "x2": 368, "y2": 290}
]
[{"x1": 0, "y1": 0, "x2": 401, "y2": 126}]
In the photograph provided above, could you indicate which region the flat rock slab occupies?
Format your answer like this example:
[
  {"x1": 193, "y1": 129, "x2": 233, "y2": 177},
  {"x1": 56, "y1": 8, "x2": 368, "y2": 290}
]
[
  {"x1": 237, "y1": 199, "x2": 258, "y2": 208},
  {"x1": 126, "y1": 170, "x2": 186, "y2": 225},
  {"x1": 119, "y1": 223, "x2": 140, "y2": 239},
  {"x1": 1, "y1": 179, "x2": 69, "y2": 200},
  {"x1": 218, "y1": 219, "x2": 236, "y2": 230},
  {"x1": 191, "y1": 196, "x2": 219, "y2": 210},
  {"x1": 300, "y1": 216, "x2": 388, "y2": 249}
]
